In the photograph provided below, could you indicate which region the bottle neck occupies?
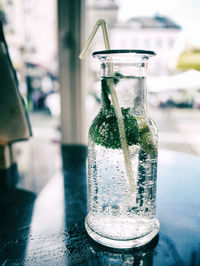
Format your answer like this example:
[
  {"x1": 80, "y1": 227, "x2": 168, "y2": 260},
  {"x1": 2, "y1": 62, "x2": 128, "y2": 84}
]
[
  {"x1": 131, "y1": 77, "x2": 147, "y2": 115},
  {"x1": 100, "y1": 62, "x2": 148, "y2": 115}
]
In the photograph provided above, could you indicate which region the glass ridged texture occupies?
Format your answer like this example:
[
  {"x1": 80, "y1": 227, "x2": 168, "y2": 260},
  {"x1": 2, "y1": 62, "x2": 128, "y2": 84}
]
[{"x1": 85, "y1": 50, "x2": 159, "y2": 248}]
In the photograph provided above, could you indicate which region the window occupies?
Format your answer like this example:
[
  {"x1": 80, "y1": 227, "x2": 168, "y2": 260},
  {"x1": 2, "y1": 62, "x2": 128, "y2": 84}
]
[
  {"x1": 168, "y1": 38, "x2": 175, "y2": 48},
  {"x1": 132, "y1": 39, "x2": 138, "y2": 47},
  {"x1": 144, "y1": 39, "x2": 150, "y2": 48},
  {"x1": 156, "y1": 39, "x2": 162, "y2": 48}
]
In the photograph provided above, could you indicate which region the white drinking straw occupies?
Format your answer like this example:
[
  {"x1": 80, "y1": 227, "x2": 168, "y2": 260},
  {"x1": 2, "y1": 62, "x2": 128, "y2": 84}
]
[
  {"x1": 79, "y1": 19, "x2": 110, "y2": 59},
  {"x1": 79, "y1": 19, "x2": 135, "y2": 192}
]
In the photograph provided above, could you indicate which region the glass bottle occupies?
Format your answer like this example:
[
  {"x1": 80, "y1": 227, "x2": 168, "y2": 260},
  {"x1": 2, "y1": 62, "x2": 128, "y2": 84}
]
[
  {"x1": 85, "y1": 50, "x2": 159, "y2": 248},
  {"x1": 89, "y1": 234, "x2": 158, "y2": 265}
]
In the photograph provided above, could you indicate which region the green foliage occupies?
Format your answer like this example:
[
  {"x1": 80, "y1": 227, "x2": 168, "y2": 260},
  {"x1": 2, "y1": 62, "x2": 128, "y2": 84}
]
[
  {"x1": 177, "y1": 49, "x2": 200, "y2": 71},
  {"x1": 90, "y1": 76, "x2": 157, "y2": 155},
  {"x1": 89, "y1": 106, "x2": 139, "y2": 149}
]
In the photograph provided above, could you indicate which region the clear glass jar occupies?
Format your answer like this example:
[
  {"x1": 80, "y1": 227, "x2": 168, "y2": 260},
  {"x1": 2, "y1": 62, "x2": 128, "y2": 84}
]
[{"x1": 85, "y1": 50, "x2": 159, "y2": 248}]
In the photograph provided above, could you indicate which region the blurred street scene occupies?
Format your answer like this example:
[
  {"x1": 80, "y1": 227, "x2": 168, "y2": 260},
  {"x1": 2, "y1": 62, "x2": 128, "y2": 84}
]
[{"x1": 1, "y1": 0, "x2": 200, "y2": 187}]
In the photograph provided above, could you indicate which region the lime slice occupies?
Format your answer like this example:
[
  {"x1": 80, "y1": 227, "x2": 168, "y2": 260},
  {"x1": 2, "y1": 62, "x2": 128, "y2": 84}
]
[{"x1": 139, "y1": 123, "x2": 157, "y2": 156}]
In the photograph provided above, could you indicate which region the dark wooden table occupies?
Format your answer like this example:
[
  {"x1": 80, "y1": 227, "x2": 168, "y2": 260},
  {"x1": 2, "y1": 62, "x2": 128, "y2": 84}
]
[{"x1": 0, "y1": 146, "x2": 200, "y2": 265}]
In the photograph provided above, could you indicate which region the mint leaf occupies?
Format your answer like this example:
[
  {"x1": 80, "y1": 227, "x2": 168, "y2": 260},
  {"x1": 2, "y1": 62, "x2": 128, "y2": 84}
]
[
  {"x1": 90, "y1": 75, "x2": 156, "y2": 155},
  {"x1": 89, "y1": 106, "x2": 139, "y2": 149}
]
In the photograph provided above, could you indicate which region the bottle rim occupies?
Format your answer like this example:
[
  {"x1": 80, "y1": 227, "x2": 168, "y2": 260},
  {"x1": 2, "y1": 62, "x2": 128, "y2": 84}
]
[{"x1": 93, "y1": 49, "x2": 156, "y2": 57}]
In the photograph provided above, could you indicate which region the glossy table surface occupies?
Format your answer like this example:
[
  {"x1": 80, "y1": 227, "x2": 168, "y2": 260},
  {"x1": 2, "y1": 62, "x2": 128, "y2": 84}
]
[{"x1": 0, "y1": 146, "x2": 200, "y2": 265}]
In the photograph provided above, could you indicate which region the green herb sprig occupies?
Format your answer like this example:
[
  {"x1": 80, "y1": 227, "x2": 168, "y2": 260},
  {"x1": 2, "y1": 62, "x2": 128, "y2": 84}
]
[
  {"x1": 89, "y1": 106, "x2": 139, "y2": 149},
  {"x1": 89, "y1": 75, "x2": 157, "y2": 156}
]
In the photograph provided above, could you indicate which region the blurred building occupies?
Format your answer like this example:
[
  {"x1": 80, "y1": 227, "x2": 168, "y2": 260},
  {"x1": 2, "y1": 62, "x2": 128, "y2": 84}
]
[
  {"x1": 0, "y1": 0, "x2": 26, "y2": 70},
  {"x1": 87, "y1": 0, "x2": 119, "y2": 28},
  {"x1": 87, "y1": 1, "x2": 182, "y2": 77},
  {"x1": 86, "y1": 0, "x2": 119, "y2": 80},
  {"x1": 0, "y1": 0, "x2": 57, "y2": 74},
  {"x1": 111, "y1": 16, "x2": 182, "y2": 76},
  {"x1": 1, "y1": 0, "x2": 182, "y2": 78},
  {"x1": 0, "y1": 0, "x2": 58, "y2": 110}
]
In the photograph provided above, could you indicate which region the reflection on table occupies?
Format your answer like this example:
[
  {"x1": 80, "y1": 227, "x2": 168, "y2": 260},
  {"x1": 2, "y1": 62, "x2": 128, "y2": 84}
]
[{"x1": 0, "y1": 147, "x2": 200, "y2": 265}]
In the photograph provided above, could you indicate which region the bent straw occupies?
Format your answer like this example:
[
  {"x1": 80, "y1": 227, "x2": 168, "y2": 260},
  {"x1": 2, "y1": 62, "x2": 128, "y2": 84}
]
[
  {"x1": 79, "y1": 19, "x2": 110, "y2": 59},
  {"x1": 79, "y1": 19, "x2": 135, "y2": 192}
]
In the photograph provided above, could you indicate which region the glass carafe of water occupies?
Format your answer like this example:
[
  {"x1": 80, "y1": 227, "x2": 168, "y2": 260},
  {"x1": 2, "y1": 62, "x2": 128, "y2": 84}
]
[{"x1": 85, "y1": 50, "x2": 159, "y2": 248}]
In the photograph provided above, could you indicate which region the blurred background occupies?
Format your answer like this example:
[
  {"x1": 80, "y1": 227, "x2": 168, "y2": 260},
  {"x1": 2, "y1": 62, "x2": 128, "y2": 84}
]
[{"x1": 1, "y1": 0, "x2": 200, "y2": 190}]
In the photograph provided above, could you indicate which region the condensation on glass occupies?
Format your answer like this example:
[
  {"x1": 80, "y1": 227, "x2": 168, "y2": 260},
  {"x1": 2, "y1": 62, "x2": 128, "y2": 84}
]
[{"x1": 85, "y1": 50, "x2": 159, "y2": 248}]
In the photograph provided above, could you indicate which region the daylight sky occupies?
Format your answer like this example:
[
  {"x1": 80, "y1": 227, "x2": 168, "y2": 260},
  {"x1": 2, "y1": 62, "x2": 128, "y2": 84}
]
[{"x1": 118, "y1": 0, "x2": 200, "y2": 46}]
